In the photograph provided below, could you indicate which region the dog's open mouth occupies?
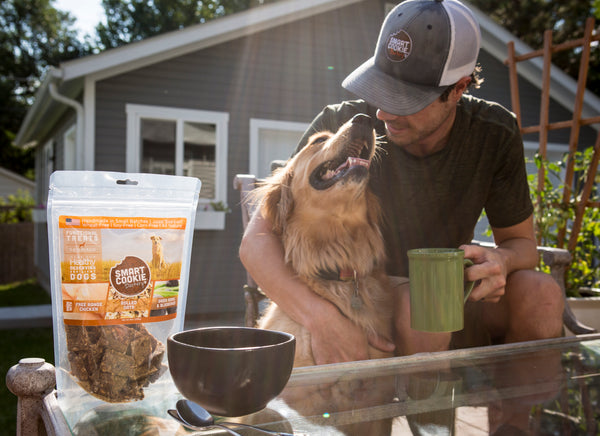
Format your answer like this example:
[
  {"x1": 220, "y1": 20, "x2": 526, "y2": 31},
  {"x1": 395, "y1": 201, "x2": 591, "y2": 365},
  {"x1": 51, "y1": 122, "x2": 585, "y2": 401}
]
[
  {"x1": 323, "y1": 157, "x2": 370, "y2": 180},
  {"x1": 309, "y1": 115, "x2": 375, "y2": 191}
]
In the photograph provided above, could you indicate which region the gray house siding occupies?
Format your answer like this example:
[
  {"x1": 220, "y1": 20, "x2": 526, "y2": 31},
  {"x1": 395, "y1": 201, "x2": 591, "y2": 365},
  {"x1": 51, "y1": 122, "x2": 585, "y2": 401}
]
[{"x1": 89, "y1": 0, "x2": 385, "y2": 316}]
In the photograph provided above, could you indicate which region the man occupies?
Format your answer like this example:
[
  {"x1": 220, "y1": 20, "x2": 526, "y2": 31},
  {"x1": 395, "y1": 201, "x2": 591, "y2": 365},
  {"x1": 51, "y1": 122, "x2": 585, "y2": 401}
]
[{"x1": 240, "y1": 0, "x2": 563, "y2": 369}]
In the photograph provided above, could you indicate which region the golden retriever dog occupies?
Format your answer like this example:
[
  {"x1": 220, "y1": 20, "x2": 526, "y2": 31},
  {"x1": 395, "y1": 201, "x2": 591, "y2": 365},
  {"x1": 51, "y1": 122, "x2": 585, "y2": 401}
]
[
  {"x1": 256, "y1": 113, "x2": 393, "y2": 366},
  {"x1": 252, "y1": 113, "x2": 395, "y2": 433},
  {"x1": 150, "y1": 235, "x2": 166, "y2": 272}
]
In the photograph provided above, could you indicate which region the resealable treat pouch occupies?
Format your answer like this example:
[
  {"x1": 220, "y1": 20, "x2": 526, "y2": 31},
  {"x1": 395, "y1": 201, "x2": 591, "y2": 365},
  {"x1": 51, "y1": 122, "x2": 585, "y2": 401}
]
[{"x1": 47, "y1": 171, "x2": 200, "y2": 426}]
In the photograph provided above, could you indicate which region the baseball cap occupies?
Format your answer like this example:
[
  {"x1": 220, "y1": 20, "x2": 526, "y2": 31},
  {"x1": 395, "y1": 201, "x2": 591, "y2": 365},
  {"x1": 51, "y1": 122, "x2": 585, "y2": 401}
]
[{"x1": 342, "y1": 0, "x2": 481, "y2": 116}]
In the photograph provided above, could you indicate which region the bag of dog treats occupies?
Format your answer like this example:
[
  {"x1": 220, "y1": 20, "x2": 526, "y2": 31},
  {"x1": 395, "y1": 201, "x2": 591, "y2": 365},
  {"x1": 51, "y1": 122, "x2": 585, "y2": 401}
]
[{"x1": 47, "y1": 171, "x2": 200, "y2": 427}]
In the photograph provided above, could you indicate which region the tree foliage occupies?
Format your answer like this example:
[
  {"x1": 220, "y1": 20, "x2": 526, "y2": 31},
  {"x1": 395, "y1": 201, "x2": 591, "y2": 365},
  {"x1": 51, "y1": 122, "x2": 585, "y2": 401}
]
[
  {"x1": 95, "y1": 0, "x2": 278, "y2": 50},
  {"x1": 0, "y1": 0, "x2": 89, "y2": 178},
  {"x1": 470, "y1": 0, "x2": 600, "y2": 95}
]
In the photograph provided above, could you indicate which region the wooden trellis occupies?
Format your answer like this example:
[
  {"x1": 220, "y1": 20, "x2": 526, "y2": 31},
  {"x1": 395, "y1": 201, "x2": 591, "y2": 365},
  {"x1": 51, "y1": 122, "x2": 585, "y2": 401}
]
[{"x1": 505, "y1": 17, "x2": 600, "y2": 252}]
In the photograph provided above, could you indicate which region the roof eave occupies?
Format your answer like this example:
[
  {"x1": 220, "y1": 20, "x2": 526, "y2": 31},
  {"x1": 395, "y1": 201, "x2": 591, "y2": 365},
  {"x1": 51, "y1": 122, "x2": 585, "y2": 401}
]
[{"x1": 14, "y1": 68, "x2": 62, "y2": 147}]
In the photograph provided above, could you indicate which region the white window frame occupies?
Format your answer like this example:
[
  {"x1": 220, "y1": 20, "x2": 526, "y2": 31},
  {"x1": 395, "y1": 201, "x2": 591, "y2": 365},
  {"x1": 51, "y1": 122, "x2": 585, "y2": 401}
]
[
  {"x1": 249, "y1": 118, "x2": 309, "y2": 177},
  {"x1": 126, "y1": 104, "x2": 229, "y2": 230}
]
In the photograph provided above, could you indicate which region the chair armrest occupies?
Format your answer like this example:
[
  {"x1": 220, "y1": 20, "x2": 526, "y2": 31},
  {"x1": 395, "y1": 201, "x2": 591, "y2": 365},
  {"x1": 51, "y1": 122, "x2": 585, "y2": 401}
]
[{"x1": 537, "y1": 246, "x2": 596, "y2": 334}]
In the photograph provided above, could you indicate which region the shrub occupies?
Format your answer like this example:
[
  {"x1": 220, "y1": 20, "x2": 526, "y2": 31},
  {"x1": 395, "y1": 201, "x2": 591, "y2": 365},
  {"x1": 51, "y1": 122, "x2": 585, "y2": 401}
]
[
  {"x1": 0, "y1": 190, "x2": 35, "y2": 223},
  {"x1": 529, "y1": 147, "x2": 600, "y2": 296}
]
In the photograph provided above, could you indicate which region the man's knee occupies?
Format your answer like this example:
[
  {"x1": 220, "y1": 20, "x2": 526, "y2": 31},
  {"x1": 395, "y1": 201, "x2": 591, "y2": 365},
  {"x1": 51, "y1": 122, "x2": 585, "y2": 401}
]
[
  {"x1": 506, "y1": 270, "x2": 564, "y2": 340},
  {"x1": 509, "y1": 270, "x2": 564, "y2": 312}
]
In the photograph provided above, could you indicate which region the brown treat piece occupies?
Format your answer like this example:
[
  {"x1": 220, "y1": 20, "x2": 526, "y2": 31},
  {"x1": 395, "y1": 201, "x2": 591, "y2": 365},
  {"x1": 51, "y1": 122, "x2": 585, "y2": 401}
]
[
  {"x1": 100, "y1": 349, "x2": 136, "y2": 377},
  {"x1": 104, "y1": 325, "x2": 135, "y2": 354},
  {"x1": 64, "y1": 323, "x2": 166, "y2": 402},
  {"x1": 130, "y1": 335, "x2": 153, "y2": 366}
]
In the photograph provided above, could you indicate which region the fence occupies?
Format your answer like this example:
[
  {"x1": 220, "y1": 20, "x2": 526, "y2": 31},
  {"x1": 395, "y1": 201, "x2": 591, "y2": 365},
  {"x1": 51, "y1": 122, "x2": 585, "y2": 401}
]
[{"x1": 0, "y1": 222, "x2": 35, "y2": 284}]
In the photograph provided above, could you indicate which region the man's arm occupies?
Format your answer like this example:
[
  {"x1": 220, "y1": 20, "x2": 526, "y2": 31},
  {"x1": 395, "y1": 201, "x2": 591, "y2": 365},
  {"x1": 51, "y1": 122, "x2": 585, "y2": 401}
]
[
  {"x1": 461, "y1": 214, "x2": 538, "y2": 302},
  {"x1": 239, "y1": 210, "x2": 395, "y2": 364}
]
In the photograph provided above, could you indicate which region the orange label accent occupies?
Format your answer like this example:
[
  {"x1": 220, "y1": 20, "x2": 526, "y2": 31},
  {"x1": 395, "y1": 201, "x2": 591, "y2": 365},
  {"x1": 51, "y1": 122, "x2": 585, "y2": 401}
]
[{"x1": 59, "y1": 216, "x2": 187, "y2": 230}]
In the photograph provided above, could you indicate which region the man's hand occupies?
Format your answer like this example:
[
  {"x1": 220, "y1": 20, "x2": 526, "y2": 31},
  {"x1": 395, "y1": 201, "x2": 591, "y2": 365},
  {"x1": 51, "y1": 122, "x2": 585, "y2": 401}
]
[
  {"x1": 460, "y1": 244, "x2": 508, "y2": 303},
  {"x1": 308, "y1": 303, "x2": 395, "y2": 365},
  {"x1": 460, "y1": 215, "x2": 539, "y2": 303}
]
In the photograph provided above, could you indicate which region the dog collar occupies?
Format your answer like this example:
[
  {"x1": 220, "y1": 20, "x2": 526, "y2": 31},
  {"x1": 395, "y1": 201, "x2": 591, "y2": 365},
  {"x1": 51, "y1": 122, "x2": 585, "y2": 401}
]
[
  {"x1": 316, "y1": 268, "x2": 357, "y2": 282},
  {"x1": 315, "y1": 268, "x2": 363, "y2": 309}
]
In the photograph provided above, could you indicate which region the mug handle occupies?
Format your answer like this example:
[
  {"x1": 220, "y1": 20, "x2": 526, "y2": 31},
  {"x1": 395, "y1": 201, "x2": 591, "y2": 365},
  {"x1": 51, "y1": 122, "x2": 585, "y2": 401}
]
[{"x1": 463, "y1": 259, "x2": 475, "y2": 302}]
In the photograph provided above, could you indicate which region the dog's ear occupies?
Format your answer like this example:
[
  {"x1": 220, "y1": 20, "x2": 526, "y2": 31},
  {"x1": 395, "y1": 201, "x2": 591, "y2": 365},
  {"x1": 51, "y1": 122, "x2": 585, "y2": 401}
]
[{"x1": 261, "y1": 168, "x2": 294, "y2": 235}]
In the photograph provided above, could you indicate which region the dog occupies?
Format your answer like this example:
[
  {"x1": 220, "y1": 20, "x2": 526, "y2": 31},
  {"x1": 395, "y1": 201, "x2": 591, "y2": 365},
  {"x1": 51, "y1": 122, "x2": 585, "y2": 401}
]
[
  {"x1": 150, "y1": 235, "x2": 167, "y2": 272},
  {"x1": 251, "y1": 114, "x2": 395, "y2": 434},
  {"x1": 255, "y1": 113, "x2": 394, "y2": 366}
]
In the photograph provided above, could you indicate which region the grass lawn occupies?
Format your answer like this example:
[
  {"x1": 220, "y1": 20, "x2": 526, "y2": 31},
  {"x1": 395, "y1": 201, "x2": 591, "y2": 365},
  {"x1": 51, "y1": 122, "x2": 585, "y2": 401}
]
[{"x1": 0, "y1": 279, "x2": 53, "y2": 435}]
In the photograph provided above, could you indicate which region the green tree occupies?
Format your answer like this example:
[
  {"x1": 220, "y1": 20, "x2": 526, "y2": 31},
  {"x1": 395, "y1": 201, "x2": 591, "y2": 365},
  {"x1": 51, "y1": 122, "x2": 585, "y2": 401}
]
[
  {"x1": 95, "y1": 0, "x2": 278, "y2": 50},
  {"x1": 0, "y1": 0, "x2": 89, "y2": 178},
  {"x1": 470, "y1": 0, "x2": 600, "y2": 95}
]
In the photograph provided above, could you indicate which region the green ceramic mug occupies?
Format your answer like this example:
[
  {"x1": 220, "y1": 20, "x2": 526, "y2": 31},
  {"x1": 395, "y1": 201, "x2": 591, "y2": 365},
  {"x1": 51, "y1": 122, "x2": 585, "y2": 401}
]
[{"x1": 408, "y1": 248, "x2": 475, "y2": 332}]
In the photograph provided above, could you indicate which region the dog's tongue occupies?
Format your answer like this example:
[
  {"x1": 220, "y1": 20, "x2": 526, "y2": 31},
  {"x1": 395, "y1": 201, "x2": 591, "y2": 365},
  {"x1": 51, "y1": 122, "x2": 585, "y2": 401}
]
[{"x1": 323, "y1": 157, "x2": 370, "y2": 180}]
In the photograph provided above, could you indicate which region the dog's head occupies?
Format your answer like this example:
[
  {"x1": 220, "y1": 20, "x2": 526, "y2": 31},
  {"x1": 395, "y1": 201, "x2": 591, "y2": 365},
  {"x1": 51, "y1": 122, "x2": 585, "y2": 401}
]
[
  {"x1": 258, "y1": 114, "x2": 379, "y2": 235},
  {"x1": 305, "y1": 113, "x2": 376, "y2": 191},
  {"x1": 150, "y1": 236, "x2": 162, "y2": 245}
]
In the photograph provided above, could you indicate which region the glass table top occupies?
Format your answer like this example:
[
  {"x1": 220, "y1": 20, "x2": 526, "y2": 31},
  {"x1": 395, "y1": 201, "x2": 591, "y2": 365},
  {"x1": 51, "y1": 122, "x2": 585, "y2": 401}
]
[{"x1": 62, "y1": 333, "x2": 600, "y2": 435}]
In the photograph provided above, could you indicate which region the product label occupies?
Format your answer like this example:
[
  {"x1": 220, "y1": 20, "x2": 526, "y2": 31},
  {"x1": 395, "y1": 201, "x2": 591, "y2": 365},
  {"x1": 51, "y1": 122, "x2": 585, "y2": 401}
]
[{"x1": 59, "y1": 216, "x2": 186, "y2": 326}]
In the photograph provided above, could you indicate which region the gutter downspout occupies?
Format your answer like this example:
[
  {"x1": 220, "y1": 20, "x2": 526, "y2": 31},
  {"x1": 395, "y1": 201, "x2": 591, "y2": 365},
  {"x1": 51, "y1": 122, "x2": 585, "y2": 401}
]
[{"x1": 47, "y1": 69, "x2": 85, "y2": 170}]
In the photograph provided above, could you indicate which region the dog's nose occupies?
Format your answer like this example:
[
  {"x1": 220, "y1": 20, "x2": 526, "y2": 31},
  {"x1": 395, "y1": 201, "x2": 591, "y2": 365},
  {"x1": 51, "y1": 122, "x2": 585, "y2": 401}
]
[{"x1": 350, "y1": 113, "x2": 372, "y2": 127}]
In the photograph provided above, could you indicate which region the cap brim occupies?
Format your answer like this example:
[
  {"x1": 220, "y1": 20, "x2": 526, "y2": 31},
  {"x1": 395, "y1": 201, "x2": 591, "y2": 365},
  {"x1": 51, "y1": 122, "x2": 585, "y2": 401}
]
[{"x1": 342, "y1": 58, "x2": 447, "y2": 116}]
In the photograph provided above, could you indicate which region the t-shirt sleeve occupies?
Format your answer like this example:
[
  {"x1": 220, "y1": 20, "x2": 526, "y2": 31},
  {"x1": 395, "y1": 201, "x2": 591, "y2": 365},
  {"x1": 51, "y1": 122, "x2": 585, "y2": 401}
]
[
  {"x1": 294, "y1": 101, "x2": 373, "y2": 155},
  {"x1": 484, "y1": 119, "x2": 534, "y2": 228}
]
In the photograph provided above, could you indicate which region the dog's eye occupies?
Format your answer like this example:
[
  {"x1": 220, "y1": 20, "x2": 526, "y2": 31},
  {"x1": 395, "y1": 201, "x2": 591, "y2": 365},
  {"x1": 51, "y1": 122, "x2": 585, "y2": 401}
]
[{"x1": 311, "y1": 134, "x2": 329, "y2": 144}]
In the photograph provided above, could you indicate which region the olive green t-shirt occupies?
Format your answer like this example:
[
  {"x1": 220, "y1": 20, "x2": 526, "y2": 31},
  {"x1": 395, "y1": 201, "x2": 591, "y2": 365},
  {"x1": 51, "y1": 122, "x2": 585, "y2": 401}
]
[{"x1": 295, "y1": 96, "x2": 533, "y2": 276}]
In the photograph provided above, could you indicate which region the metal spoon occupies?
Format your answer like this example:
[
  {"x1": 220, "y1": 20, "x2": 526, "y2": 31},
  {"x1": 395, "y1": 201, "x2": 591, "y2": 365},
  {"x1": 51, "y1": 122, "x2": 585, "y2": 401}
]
[
  {"x1": 176, "y1": 399, "x2": 294, "y2": 436},
  {"x1": 168, "y1": 408, "x2": 242, "y2": 435}
]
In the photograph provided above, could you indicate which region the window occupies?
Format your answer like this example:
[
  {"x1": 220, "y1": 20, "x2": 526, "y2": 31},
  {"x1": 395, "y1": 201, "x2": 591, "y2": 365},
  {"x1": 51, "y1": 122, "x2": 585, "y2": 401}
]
[
  {"x1": 126, "y1": 104, "x2": 229, "y2": 209},
  {"x1": 249, "y1": 118, "x2": 309, "y2": 178}
]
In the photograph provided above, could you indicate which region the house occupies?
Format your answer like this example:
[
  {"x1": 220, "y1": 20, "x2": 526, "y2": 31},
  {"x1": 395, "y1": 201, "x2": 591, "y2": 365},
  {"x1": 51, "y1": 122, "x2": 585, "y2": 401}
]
[
  {"x1": 0, "y1": 167, "x2": 35, "y2": 200},
  {"x1": 15, "y1": 0, "x2": 600, "y2": 319}
]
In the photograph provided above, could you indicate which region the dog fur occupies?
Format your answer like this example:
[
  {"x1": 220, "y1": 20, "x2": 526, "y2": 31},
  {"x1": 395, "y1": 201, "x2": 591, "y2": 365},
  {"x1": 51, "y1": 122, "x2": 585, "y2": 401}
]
[{"x1": 255, "y1": 114, "x2": 394, "y2": 367}]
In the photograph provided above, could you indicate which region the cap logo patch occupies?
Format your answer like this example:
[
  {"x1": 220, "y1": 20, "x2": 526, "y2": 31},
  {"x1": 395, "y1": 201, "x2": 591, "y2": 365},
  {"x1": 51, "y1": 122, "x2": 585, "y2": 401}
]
[{"x1": 386, "y1": 30, "x2": 412, "y2": 62}]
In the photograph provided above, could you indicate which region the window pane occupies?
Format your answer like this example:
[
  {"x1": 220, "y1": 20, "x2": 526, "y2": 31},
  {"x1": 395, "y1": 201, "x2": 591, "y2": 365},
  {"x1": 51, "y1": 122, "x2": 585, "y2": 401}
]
[
  {"x1": 184, "y1": 121, "x2": 216, "y2": 199},
  {"x1": 141, "y1": 119, "x2": 176, "y2": 175}
]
